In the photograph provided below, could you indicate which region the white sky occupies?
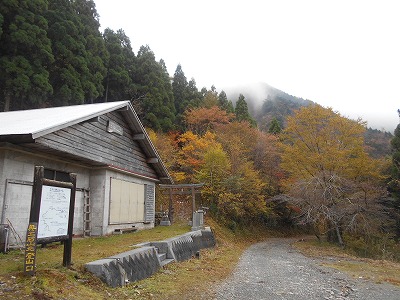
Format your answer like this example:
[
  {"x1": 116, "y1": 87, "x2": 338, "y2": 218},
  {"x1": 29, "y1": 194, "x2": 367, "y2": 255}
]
[{"x1": 94, "y1": 0, "x2": 399, "y2": 132}]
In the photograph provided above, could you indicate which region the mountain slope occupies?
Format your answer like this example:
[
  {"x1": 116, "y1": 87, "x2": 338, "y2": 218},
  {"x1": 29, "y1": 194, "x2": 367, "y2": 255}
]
[
  {"x1": 223, "y1": 82, "x2": 314, "y2": 131},
  {"x1": 223, "y1": 82, "x2": 392, "y2": 158}
]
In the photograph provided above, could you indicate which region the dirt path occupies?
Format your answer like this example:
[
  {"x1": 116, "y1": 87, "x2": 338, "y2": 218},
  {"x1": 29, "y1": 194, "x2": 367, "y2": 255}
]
[{"x1": 213, "y1": 238, "x2": 400, "y2": 300}]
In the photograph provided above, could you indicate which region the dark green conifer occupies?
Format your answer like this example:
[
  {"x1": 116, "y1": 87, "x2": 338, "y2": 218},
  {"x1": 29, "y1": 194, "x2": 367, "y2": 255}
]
[
  {"x1": 235, "y1": 94, "x2": 257, "y2": 127},
  {"x1": 0, "y1": 0, "x2": 54, "y2": 111}
]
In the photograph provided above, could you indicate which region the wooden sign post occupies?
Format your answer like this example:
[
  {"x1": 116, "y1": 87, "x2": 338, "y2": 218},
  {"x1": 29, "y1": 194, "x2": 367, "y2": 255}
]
[
  {"x1": 24, "y1": 166, "x2": 76, "y2": 275},
  {"x1": 23, "y1": 222, "x2": 38, "y2": 275}
]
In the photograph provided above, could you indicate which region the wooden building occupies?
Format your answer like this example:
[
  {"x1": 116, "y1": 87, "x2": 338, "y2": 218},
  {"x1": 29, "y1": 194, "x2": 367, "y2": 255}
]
[{"x1": 0, "y1": 101, "x2": 173, "y2": 246}]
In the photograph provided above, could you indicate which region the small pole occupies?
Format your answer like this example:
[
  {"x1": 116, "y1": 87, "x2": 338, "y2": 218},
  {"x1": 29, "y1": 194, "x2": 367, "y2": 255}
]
[
  {"x1": 63, "y1": 173, "x2": 76, "y2": 267},
  {"x1": 192, "y1": 187, "x2": 196, "y2": 216},
  {"x1": 168, "y1": 188, "x2": 173, "y2": 224},
  {"x1": 24, "y1": 166, "x2": 44, "y2": 276}
]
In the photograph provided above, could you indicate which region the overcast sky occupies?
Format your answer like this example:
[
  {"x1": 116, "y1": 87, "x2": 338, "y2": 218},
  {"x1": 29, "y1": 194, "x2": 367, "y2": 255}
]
[{"x1": 94, "y1": 0, "x2": 399, "y2": 132}]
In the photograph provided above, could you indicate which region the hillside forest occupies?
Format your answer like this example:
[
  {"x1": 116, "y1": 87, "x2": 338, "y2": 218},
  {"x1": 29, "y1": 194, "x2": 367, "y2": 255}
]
[{"x1": 1, "y1": 0, "x2": 400, "y2": 257}]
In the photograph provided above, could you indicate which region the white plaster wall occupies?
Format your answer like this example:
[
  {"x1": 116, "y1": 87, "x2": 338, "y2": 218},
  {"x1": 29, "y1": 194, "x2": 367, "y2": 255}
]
[
  {"x1": 88, "y1": 168, "x2": 107, "y2": 236},
  {"x1": 0, "y1": 148, "x2": 158, "y2": 243},
  {"x1": 0, "y1": 149, "x2": 90, "y2": 245}
]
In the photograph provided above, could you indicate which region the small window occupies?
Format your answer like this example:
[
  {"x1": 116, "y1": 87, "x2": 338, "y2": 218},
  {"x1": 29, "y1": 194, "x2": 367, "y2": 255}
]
[{"x1": 44, "y1": 169, "x2": 71, "y2": 182}]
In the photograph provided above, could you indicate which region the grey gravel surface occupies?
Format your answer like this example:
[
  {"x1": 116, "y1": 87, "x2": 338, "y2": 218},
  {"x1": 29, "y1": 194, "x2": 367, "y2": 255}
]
[{"x1": 213, "y1": 238, "x2": 400, "y2": 300}]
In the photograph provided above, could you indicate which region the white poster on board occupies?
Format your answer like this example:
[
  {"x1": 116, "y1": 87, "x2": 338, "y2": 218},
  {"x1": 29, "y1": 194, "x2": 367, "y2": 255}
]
[{"x1": 37, "y1": 185, "x2": 71, "y2": 239}]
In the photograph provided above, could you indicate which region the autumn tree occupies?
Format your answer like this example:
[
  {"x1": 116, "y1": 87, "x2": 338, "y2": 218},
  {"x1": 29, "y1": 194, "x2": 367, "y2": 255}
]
[
  {"x1": 171, "y1": 108, "x2": 276, "y2": 224},
  {"x1": 147, "y1": 129, "x2": 184, "y2": 182},
  {"x1": 193, "y1": 133, "x2": 269, "y2": 224},
  {"x1": 184, "y1": 106, "x2": 234, "y2": 135},
  {"x1": 280, "y1": 105, "x2": 386, "y2": 245},
  {"x1": 211, "y1": 121, "x2": 272, "y2": 223},
  {"x1": 215, "y1": 121, "x2": 259, "y2": 173},
  {"x1": 196, "y1": 144, "x2": 231, "y2": 208},
  {"x1": 177, "y1": 131, "x2": 219, "y2": 182},
  {"x1": 251, "y1": 130, "x2": 283, "y2": 195},
  {"x1": 228, "y1": 123, "x2": 281, "y2": 189}
]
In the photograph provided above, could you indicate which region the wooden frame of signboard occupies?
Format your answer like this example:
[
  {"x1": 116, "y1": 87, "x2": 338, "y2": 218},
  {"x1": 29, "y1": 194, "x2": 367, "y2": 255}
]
[{"x1": 24, "y1": 166, "x2": 76, "y2": 275}]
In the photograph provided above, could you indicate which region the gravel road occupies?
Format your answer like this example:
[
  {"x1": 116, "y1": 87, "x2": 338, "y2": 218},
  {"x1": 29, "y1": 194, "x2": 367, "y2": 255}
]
[{"x1": 213, "y1": 238, "x2": 400, "y2": 300}]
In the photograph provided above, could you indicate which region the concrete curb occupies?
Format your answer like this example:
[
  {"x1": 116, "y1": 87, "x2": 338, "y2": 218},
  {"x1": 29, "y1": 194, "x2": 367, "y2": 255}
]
[{"x1": 85, "y1": 227, "x2": 216, "y2": 287}]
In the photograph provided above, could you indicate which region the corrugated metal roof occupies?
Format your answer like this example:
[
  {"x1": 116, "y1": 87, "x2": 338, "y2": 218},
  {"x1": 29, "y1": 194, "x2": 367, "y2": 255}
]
[
  {"x1": 0, "y1": 101, "x2": 130, "y2": 138},
  {"x1": 0, "y1": 101, "x2": 173, "y2": 184}
]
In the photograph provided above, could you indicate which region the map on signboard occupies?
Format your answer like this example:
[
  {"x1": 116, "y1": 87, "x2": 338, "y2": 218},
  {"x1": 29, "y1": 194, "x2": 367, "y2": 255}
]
[{"x1": 37, "y1": 185, "x2": 71, "y2": 239}]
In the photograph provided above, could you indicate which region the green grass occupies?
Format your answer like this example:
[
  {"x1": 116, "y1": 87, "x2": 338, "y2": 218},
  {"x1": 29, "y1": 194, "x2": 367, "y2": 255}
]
[
  {"x1": 2, "y1": 225, "x2": 400, "y2": 299},
  {"x1": 293, "y1": 236, "x2": 400, "y2": 287},
  {"x1": 0, "y1": 222, "x2": 190, "y2": 276},
  {"x1": 0, "y1": 219, "x2": 272, "y2": 300}
]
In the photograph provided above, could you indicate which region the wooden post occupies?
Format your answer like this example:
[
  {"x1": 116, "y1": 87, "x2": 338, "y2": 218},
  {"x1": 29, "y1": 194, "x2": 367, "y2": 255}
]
[
  {"x1": 63, "y1": 173, "x2": 76, "y2": 267},
  {"x1": 159, "y1": 183, "x2": 204, "y2": 225},
  {"x1": 23, "y1": 222, "x2": 38, "y2": 275},
  {"x1": 29, "y1": 167, "x2": 44, "y2": 224},
  {"x1": 168, "y1": 188, "x2": 173, "y2": 224},
  {"x1": 24, "y1": 166, "x2": 44, "y2": 276},
  {"x1": 192, "y1": 186, "x2": 196, "y2": 216}
]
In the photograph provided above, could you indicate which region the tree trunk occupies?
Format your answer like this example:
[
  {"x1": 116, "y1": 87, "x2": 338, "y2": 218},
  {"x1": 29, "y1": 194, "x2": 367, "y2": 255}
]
[
  {"x1": 334, "y1": 224, "x2": 345, "y2": 248},
  {"x1": 3, "y1": 93, "x2": 10, "y2": 112},
  {"x1": 104, "y1": 72, "x2": 109, "y2": 102},
  {"x1": 313, "y1": 224, "x2": 321, "y2": 242}
]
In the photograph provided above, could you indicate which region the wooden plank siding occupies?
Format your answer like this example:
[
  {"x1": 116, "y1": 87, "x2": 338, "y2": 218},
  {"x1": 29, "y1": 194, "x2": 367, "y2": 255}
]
[
  {"x1": 144, "y1": 184, "x2": 155, "y2": 223},
  {"x1": 35, "y1": 111, "x2": 158, "y2": 180}
]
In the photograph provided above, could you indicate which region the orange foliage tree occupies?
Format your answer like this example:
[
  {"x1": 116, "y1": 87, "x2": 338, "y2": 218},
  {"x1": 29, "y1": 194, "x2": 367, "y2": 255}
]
[
  {"x1": 150, "y1": 105, "x2": 282, "y2": 225},
  {"x1": 184, "y1": 106, "x2": 234, "y2": 135},
  {"x1": 177, "y1": 131, "x2": 220, "y2": 182},
  {"x1": 147, "y1": 129, "x2": 185, "y2": 182}
]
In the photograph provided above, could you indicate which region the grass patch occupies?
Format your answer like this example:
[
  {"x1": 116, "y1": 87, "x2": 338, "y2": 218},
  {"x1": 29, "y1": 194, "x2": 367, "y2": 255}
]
[
  {"x1": 0, "y1": 218, "x2": 272, "y2": 300},
  {"x1": 293, "y1": 237, "x2": 400, "y2": 287},
  {"x1": 0, "y1": 222, "x2": 190, "y2": 276},
  {"x1": 323, "y1": 260, "x2": 400, "y2": 286}
]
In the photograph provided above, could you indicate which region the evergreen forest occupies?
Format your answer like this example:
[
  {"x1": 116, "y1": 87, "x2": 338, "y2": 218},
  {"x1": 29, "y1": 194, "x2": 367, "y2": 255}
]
[{"x1": 1, "y1": 0, "x2": 400, "y2": 257}]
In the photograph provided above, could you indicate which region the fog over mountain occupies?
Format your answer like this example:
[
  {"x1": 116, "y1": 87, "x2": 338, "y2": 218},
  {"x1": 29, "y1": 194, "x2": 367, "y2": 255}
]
[{"x1": 222, "y1": 82, "x2": 397, "y2": 133}]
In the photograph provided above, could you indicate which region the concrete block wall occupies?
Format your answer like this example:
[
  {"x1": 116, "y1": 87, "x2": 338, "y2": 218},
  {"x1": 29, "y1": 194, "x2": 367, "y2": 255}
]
[
  {"x1": 85, "y1": 246, "x2": 160, "y2": 288},
  {"x1": 85, "y1": 227, "x2": 216, "y2": 287}
]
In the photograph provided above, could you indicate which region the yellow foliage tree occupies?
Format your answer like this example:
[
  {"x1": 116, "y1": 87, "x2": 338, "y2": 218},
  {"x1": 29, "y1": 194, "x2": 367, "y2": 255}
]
[
  {"x1": 280, "y1": 105, "x2": 371, "y2": 180},
  {"x1": 177, "y1": 131, "x2": 220, "y2": 182},
  {"x1": 196, "y1": 144, "x2": 231, "y2": 204},
  {"x1": 280, "y1": 105, "x2": 386, "y2": 245}
]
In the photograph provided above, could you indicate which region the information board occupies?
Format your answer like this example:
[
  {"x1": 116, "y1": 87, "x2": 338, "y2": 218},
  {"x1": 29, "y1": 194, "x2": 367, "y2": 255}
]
[{"x1": 37, "y1": 185, "x2": 71, "y2": 239}]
